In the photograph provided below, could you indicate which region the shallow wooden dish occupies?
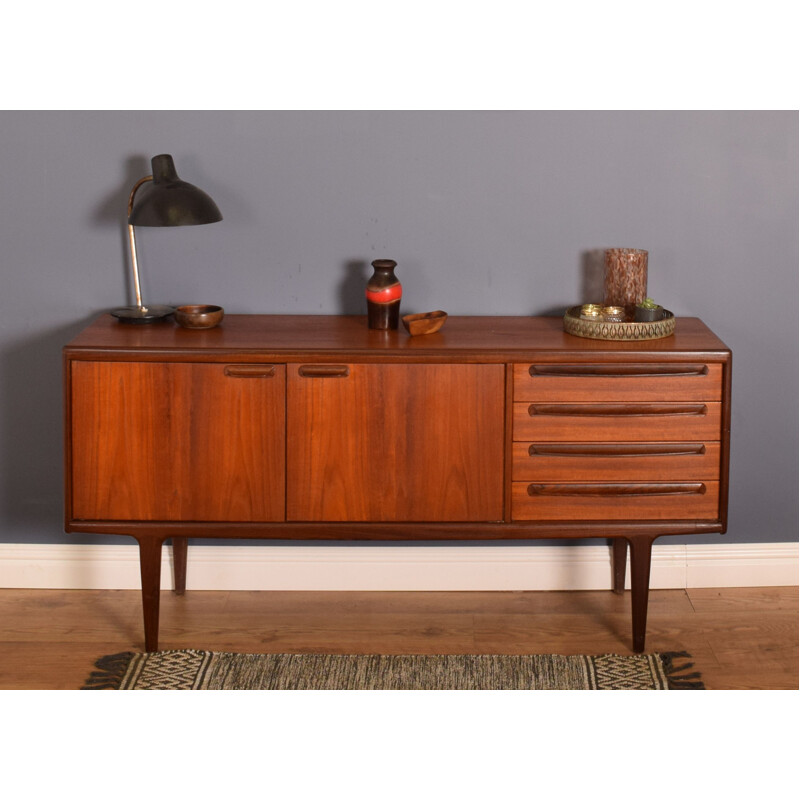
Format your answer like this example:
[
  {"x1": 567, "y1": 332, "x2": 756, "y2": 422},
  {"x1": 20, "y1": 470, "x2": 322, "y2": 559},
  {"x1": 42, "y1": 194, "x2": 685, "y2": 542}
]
[
  {"x1": 175, "y1": 304, "x2": 224, "y2": 329},
  {"x1": 402, "y1": 310, "x2": 448, "y2": 336}
]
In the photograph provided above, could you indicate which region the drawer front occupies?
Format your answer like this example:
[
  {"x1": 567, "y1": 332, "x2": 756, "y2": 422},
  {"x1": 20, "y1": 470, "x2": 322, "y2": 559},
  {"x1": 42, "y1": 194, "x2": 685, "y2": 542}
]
[
  {"x1": 512, "y1": 481, "x2": 721, "y2": 520},
  {"x1": 512, "y1": 441, "x2": 722, "y2": 482},
  {"x1": 513, "y1": 363, "x2": 723, "y2": 402},
  {"x1": 513, "y1": 402, "x2": 722, "y2": 441}
]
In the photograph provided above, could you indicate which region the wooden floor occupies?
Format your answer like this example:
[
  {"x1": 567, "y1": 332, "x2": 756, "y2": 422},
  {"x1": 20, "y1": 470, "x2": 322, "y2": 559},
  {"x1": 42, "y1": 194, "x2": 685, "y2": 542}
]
[{"x1": 0, "y1": 585, "x2": 796, "y2": 689}]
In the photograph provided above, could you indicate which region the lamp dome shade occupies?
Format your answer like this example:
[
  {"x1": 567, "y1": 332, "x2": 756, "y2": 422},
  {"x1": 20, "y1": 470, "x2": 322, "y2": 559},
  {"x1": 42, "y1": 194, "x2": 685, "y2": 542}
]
[{"x1": 127, "y1": 154, "x2": 223, "y2": 227}]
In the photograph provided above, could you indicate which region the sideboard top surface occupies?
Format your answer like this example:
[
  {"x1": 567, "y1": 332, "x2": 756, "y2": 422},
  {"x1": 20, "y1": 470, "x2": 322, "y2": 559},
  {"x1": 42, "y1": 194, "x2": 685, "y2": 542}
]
[{"x1": 64, "y1": 314, "x2": 730, "y2": 360}]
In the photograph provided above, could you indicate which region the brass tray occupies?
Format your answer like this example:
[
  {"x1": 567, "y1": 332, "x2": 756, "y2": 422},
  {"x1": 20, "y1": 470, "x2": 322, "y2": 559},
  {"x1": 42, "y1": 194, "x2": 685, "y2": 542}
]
[{"x1": 563, "y1": 306, "x2": 675, "y2": 341}]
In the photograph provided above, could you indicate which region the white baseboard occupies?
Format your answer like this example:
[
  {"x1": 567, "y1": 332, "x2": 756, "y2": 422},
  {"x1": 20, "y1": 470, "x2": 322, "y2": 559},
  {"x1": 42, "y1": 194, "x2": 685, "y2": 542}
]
[{"x1": 0, "y1": 541, "x2": 796, "y2": 591}]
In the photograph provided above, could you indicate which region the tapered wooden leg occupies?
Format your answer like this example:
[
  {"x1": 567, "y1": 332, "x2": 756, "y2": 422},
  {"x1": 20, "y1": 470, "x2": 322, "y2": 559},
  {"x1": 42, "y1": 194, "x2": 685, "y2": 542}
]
[
  {"x1": 137, "y1": 537, "x2": 163, "y2": 652},
  {"x1": 628, "y1": 535, "x2": 655, "y2": 653},
  {"x1": 172, "y1": 537, "x2": 188, "y2": 596},
  {"x1": 612, "y1": 538, "x2": 627, "y2": 594}
]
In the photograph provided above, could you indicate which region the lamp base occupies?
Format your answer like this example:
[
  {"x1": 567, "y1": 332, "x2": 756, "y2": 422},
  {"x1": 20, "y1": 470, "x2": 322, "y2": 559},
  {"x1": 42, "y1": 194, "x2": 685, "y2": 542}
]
[{"x1": 111, "y1": 305, "x2": 176, "y2": 324}]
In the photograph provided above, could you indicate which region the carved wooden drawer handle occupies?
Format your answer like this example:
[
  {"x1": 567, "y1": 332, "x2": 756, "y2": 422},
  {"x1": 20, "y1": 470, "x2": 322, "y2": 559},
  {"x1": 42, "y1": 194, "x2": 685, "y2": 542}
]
[
  {"x1": 297, "y1": 365, "x2": 351, "y2": 378},
  {"x1": 224, "y1": 365, "x2": 277, "y2": 378},
  {"x1": 528, "y1": 443, "x2": 707, "y2": 457},
  {"x1": 528, "y1": 364, "x2": 710, "y2": 378},
  {"x1": 528, "y1": 403, "x2": 708, "y2": 417},
  {"x1": 527, "y1": 483, "x2": 707, "y2": 497}
]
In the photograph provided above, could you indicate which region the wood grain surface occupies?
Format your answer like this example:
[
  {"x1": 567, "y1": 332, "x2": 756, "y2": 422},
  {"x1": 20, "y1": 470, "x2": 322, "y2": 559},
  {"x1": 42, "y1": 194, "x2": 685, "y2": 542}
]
[
  {"x1": 512, "y1": 401, "x2": 722, "y2": 441},
  {"x1": 513, "y1": 362, "x2": 723, "y2": 402},
  {"x1": 70, "y1": 362, "x2": 286, "y2": 521},
  {"x1": 512, "y1": 442, "x2": 722, "y2": 481},
  {"x1": 0, "y1": 586, "x2": 794, "y2": 690},
  {"x1": 286, "y1": 363, "x2": 505, "y2": 521},
  {"x1": 64, "y1": 314, "x2": 731, "y2": 361}
]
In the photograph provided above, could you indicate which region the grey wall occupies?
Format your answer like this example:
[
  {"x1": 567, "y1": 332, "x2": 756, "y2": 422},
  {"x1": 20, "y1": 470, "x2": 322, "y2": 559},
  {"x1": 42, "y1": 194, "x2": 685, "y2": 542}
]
[{"x1": 1, "y1": 110, "x2": 796, "y2": 546}]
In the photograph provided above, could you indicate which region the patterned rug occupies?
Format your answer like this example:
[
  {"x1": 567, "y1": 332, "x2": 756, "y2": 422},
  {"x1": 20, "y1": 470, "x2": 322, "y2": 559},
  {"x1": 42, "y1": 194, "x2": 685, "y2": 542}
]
[{"x1": 82, "y1": 650, "x2": 703, "y2": 690}]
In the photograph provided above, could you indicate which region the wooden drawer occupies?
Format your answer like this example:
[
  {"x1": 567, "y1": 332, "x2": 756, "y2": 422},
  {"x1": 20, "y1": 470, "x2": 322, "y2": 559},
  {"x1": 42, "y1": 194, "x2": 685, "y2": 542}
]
[
  {"x1": 513, "y1": 401, "x2": 722, "y2": 442},
  {"x1": 513, "y1": 363, "x2": 723, "y2": 402},
  {"x1": 512, "y1": 481, "x2": 721, "y2": 521},
  {"x1": 512, "y1": 441, "x2": 722, "y2": 482}
]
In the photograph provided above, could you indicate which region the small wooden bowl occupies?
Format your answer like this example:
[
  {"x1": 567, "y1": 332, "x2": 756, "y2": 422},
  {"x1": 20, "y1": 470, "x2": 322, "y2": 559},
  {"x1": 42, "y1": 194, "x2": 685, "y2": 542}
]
[
  {"x1": 175, "y1": 304, "x2": 224, "y2": 329},
  {"x1": 402, "y1": 310, "x2": 448, "y2": 336}
]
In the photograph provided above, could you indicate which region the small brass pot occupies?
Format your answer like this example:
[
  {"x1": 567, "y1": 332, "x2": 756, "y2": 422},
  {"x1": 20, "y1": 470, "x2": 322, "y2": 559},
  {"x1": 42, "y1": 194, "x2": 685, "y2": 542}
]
[{"x1": 634, "y1": 305, "x2": 664, "y2": 322}]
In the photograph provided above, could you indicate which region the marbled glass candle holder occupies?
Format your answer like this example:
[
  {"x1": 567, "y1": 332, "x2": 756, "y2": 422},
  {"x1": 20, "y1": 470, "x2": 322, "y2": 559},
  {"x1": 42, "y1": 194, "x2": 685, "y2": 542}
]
[{"x1": 604, "y1": 248, "x2": 648, "y2": 319}]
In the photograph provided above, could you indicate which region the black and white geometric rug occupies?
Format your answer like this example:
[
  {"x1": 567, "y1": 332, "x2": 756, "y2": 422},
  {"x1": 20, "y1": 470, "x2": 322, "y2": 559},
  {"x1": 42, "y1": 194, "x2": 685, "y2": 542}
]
[{"x1": 82, "y1": 650, "x2": 704, "y2": 690}]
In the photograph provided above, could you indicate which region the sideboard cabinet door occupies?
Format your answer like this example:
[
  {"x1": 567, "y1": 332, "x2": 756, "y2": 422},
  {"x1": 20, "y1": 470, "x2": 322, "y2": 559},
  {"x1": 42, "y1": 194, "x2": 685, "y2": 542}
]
[
  {"x1": 69, "y1": 361, "x2": 286, "y2": 522},
  {"x1": 286, "y1": 363, "x2": 505, "y2": 522}
]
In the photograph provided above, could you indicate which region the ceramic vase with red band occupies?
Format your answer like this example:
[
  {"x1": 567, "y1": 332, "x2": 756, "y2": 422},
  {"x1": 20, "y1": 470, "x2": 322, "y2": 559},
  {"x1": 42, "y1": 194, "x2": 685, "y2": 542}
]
[{"x1": 366, "y1": 259, "x2": 402, "y2": 330}]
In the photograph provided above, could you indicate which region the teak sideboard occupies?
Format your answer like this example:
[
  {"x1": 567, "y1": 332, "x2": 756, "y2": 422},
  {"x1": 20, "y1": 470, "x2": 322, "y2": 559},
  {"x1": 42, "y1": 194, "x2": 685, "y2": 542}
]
[{"x1": 63, "y1": 314, "x2": 731, "y2": 652}]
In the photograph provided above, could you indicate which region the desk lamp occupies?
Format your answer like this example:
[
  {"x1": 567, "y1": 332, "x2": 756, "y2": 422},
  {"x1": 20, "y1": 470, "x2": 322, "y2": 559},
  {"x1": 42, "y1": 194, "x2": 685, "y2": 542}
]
[{"x1": 111, "y1": 153, "x2": 223, "y2": 323}]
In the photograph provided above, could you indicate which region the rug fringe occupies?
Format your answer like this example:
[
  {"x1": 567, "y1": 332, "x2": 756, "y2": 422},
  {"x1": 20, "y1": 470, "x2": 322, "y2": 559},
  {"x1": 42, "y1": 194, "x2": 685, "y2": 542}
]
[
  {"x1": 81, "y1": 651, "x2": 136, "y2": 690},
  {"x1": 659, "y1": 650, "x2": 705, "y2": 690}
]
